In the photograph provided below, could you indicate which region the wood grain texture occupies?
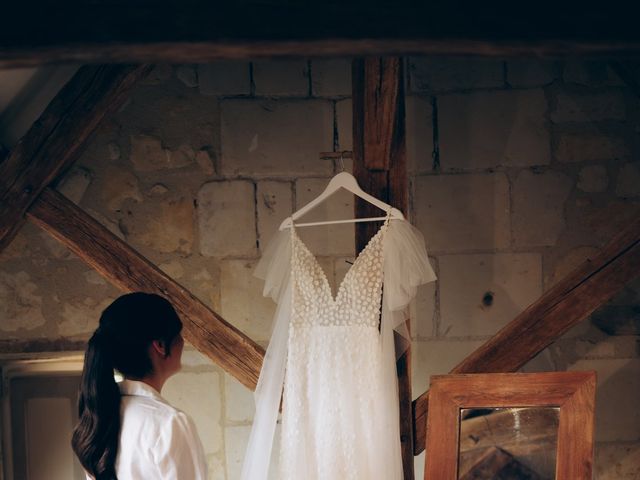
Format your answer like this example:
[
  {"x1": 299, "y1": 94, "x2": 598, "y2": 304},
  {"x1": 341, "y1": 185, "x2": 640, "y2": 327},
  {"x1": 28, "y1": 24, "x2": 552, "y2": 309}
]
[
  {"x1": 0, "y1": 64, "x2": 152, "y2": 252},
  {"x1": 3, "y1": 3, "x2": 640, "y2": 67},
  {"x1": 352, "y1": 57, "x2": 413, "y2": 479},
  {"x1": 414, "y1": 216, "x2": 640, "y2": 454},
  {"x1": 424, "y1": 372, "x2": 596, "y2": 479},
  {"x1": 27, "y1": 188, "x2": 265, "y2": 390}
]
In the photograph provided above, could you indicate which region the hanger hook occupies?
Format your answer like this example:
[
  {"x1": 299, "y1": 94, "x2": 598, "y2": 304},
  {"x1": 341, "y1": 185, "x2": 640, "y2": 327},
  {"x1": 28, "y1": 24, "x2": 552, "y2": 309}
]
[{"x1": 338, "y1": 152, "x2": 345, "y2": 172}]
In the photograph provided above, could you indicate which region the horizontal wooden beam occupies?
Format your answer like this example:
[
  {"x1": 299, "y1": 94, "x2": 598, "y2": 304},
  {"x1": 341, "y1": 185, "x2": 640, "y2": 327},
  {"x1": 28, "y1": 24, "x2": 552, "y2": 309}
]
[
  {"x1": 27, "y1": 188, "x2": 265, "y2": 391},
  {"x1": 413, "y1": 215, "x2": 640, "y2": 454},
  {"x1": 0, "y1": 64, "x2": 152, "y2": 252},
  {"x1": 3, "y1": 3, "x2": 640, "y2": 67}
]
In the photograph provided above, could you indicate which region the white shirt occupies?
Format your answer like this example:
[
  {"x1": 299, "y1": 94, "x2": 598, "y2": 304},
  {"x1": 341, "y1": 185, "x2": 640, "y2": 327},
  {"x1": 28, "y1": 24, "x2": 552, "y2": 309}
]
[{"x1": 85, "y1": 380, "x2": 207, "y2": 479}]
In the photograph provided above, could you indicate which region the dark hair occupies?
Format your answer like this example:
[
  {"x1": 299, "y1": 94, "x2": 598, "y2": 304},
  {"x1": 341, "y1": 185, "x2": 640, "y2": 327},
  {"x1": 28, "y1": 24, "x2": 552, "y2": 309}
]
[{"x1": 71, "y1": 292, "x2": 182, "y2": 480}]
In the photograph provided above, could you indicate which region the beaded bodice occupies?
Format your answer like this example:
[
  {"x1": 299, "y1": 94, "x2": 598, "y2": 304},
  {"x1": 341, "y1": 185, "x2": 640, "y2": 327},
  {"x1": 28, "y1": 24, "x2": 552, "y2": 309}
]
[{"x1": 289, "y1": 214, "x2": 390, "y2": 329}]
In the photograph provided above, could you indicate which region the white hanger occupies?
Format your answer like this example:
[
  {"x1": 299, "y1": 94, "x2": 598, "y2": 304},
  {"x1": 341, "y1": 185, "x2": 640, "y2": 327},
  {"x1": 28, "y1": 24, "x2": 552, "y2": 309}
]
[{"x1": 279, "y1": 171, "x2": 404, "y2": 230}]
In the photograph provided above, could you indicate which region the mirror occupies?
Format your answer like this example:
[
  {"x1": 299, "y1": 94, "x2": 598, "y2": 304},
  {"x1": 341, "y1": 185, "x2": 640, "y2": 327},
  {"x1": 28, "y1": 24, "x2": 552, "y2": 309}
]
[
  {"x1": 458, "y1": 407, "x2": 559, "y2": 479},
  {"x1": 423, "y1": 372, "x2": 596, "y2": 480}
]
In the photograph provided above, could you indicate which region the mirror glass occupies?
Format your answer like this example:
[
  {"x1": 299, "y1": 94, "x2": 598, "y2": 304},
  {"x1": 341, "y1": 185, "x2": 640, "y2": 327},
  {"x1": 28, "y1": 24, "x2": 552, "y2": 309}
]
[{"x1": 457, "y1": 407, "x2": 560, "y2": 480}]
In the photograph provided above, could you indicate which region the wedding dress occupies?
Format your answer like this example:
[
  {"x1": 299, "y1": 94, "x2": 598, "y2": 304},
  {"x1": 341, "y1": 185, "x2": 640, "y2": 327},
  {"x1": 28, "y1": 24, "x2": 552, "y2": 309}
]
[{"x1": 241, "y1": 211, "x2": 436, "y2": 480}]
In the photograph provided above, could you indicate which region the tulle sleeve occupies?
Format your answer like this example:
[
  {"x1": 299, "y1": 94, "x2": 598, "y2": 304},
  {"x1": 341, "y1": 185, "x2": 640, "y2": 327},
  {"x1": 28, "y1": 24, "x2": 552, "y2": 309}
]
[
  {"x1": 383, "y1": 218, "x2": 437, "y2": 312},
  {"x1": 242, "y1": 229, "x2": 292, "y2": 480},
  {"x1": 254, "y1": 229, "x2": 292, "y2": 302}
]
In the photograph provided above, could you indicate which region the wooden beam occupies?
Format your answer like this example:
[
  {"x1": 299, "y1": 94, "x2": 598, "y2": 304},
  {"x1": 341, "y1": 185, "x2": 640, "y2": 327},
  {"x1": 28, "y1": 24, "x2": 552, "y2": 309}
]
[
  {"x1": 353, "y1": 57, "x2": 413, "y2": 479},
  {"x1": 0, "y1": 64, "x2": 152, "y2": 252},
  {"x1": 3, "y1": 3, "x2": 640, "y2": 67},
  {"x1": 413, "y1": 216, "x2": 640, "y2": 454},
  {"x1": 27, "y1": 188, "x2": 265, "y2": 390}
]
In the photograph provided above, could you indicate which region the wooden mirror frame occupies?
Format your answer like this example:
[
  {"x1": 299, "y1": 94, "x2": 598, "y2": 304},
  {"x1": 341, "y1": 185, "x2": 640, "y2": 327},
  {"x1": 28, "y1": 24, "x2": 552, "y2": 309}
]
[{"x1": 424, "y1": 371, "x2": 596, "y2": 480}]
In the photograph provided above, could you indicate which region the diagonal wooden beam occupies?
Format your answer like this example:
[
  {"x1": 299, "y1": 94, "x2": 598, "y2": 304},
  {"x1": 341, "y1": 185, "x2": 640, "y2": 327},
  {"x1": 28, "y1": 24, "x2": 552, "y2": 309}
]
[
  {"x1": 27, "y1": 188, "x2": 265, "y2": 390},
  {"x1": 0, "y1": 64, "x2": 152, "y2": 252},
  {"x1": 413, "y1": 215, "x2": 640, "y2": 455}
]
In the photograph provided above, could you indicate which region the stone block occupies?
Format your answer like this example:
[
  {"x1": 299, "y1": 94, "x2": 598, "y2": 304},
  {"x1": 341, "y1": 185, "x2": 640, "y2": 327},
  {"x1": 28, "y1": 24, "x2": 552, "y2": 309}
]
[
  {"x1": 519, "y1": 348, "x2": 556, "y2": 372},
  {"x1": 117, "y1": 85, "x2": 219, "y2": 151},
  {"x1": 99, "y1": 165, "x2": 143, "y2": 212},
  {"x1": 569, "y1": 358, "x2": 640, "y2": 442},
  {"x1": 413, "y1": 173, "x2": 511, "y2": 252},
  {"x1": 410, "y1": 258, "x2": 438, "y2": 339},
  {"x1": 439, "y1": 253, "x2": 542, "y2": 337},
  {"x1": 439, "y1": 90, "x2": 550, "y2": 169},
  {"x1": 129, "y1": 134, "x2": 196, "y2": 171},
  {"x1": 163, "y1": 371, "x2": 223, "y2": 454},
  {"x1": 253, "y1": 59, "x2": 309, "y2": 96},
  {"x1": 336, "y1": 98, "x2": 352, "y2": 151},
  {"x1": 563, "y1": 61, "x2": 624, "y2": 87},
  {"x1": 512, "y1": 170, "x2": 573, "y2": 247},
  {"x1": 56, "y1": 167, "x2": 92, "y2": 204},
  {"x1": 58, "y1": 297, "x2": 111, "y2": 337},
  {"x1": 198, "y1": 62, "x2": 250, "y2": 96},
  {"x1": 506, "y1": 60, "x2": 560, "y2": 87},
  {"x1": 195, "y1": 150, "x2": 215, "y2": 175},
  {"x1": 86, "y1": 208, "x2": 125, "y2": 240},
  {"x1": 294, "y1": 178, "x2": 356, "y2": 256},
  {"x1": 555, "y1": 132, "x2": 629, "y2": 163},
  {"x1": 181, "y1": 346, "x2": 215, "y2": 367},
  {"x1": 311, "y1": 59, "x2": 352, "y2": 97},
  {"x1": 220, "y1": 259, "x2": 276, "y2": 342},
  {"x1": 121, "y1": 196, "x2": 195, "y2": 254},
  {"x1": 220, "y1": 99, "x2": 334, "y2": 176},
  {"x1": 198, "y1": 180, "x2": 257, "y2": 257},
  {"x1": 414, "y1": 453, "x2": 425, "y2": 480},
  {"x1": 616, "y1": 162, "x2": 640, "y2": 197},
  {"x1": 225, "y1": 425, "x2": 280, "y2": 480},
  {"x1": 406, "y1": 95, "x2": 434, "y2": 173},
  {"x1": 180, "y1": 262, "x2": 222, "y2": 312},
  {"x1": 548, "y1": 246, "x2": 600, "y2": 289},
  {"x1": 176, "y1": 65, "x2": 198, "y2": 88},
  {"x1": 224, "y1": 373, "x2": 254, "y2": 422},
  {"x1": 257, "y1": 181, "x2": 293, "y2": 250},
  {"x1": 412, "y1": 339, "x2": 485, "y2": 397},
  {"x1": 577, "y1": 200, "x2": 640, "y2": 245},
  {"x1": 409, "y1": 57, "x2": 504, "y2": 93},
  {"x1": 0, "y1": 271, "x2": 45, "y2": 333},
  {"x1": 551, "y1": 91, "x2": 626, "y2": 123},
  {"x1": 595, "y1": 442, "x2": 640, "y2": 479},
  {"x1": 158, "y1": 259, "x2": 186, "y2": 279},
  {"x1": 206, "y1": 455, "x2": 226, "y2": 480},
  {"x1": 578, "y1": 165, "x2": 609, "y2": 192}
]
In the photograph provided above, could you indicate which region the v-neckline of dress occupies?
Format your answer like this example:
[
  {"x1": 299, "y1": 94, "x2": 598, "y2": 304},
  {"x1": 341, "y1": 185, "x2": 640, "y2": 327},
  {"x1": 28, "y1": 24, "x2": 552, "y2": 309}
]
[{"x1": 290, "y1": 214, "x2": 390, "y2": 305}]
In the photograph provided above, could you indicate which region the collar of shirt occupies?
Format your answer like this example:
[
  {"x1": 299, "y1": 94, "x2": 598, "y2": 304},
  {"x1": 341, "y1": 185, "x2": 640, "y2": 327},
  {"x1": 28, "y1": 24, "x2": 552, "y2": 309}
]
[{"x1": 119, "y1": 379, "x2": 168, "y2": 405}]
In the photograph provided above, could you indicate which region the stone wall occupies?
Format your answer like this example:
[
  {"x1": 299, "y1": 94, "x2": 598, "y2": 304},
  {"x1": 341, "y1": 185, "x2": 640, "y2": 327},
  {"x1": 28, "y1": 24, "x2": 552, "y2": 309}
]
[{"x1": 0, "y1": 58, "x2": 638, "y2": 479}]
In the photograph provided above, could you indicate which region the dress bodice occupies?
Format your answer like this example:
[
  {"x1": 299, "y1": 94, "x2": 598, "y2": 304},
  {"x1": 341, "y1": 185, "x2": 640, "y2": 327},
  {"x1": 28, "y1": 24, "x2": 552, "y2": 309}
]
[{"x1": 290, "y1": 216, "x2": 389, "y2": 328}]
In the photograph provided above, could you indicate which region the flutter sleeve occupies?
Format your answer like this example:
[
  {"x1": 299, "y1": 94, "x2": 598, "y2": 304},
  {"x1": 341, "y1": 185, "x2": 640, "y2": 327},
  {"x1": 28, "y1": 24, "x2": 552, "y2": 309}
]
[
  {"x1": 254, "y1": 228, "x2": 292, "y2": 303},
  {"x1": 383, "y1": 218, "x2": 437, "y2": 313},
  {"x1": 242, "y1": 228, "x2": 293, "y2": 480}
]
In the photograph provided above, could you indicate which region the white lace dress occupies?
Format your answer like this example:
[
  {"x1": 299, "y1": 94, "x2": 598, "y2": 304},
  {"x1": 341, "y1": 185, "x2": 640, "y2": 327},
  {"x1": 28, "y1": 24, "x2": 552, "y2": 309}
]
[{"x1": 241, "y1": 214, "x2": 436, "y2": 480}]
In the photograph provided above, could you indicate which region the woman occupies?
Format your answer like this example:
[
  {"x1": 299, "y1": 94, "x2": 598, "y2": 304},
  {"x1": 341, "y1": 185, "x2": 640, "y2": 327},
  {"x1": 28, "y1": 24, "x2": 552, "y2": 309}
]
[{"x1": 72, "y1": 292, "x2": 207, "y2": 480}]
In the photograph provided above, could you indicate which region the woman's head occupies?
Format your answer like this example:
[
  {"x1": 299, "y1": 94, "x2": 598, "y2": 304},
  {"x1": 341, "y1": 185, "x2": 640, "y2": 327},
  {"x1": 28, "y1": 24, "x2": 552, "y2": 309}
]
[
  {"x1": 72, "y1": 292, "x2": 183, "y2": 480},
  {"x1": 96, "y1": 292, "x2": 183, "y2": 379}
]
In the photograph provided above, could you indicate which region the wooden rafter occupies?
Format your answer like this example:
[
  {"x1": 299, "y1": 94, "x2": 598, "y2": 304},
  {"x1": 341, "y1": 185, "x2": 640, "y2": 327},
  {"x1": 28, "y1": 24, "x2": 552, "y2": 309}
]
[
  {"x1": 3, "y1": 4, "x2": 640, "y2": 67},
  {"x1": 27, "y1": 188, "x2": 265, "y2": 390},
  {"x1": 413, "y1": 216, "x2": 640, "y2": 454},
  {"x1": 352, "y1": 57, "x2": 413, "y2": 478},
  {"x1": 0, "y1": 64, "x2": 152, "y2": 252}
]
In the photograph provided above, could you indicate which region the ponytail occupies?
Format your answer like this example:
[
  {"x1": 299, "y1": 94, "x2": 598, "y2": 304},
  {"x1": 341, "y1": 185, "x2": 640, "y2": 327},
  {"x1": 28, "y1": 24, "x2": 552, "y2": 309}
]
[{"x1": 72, "y1": 329, "x2": 120, "y2": 480}]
